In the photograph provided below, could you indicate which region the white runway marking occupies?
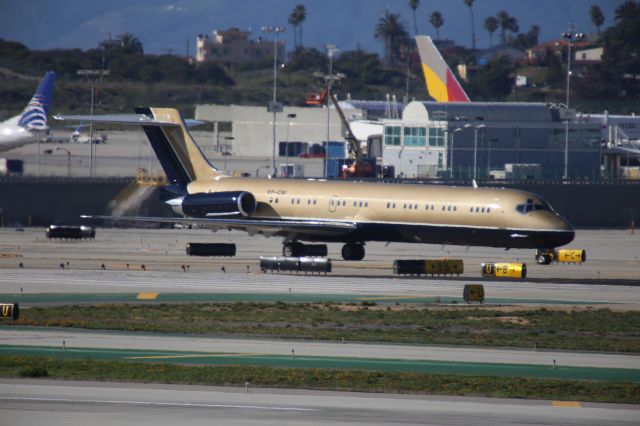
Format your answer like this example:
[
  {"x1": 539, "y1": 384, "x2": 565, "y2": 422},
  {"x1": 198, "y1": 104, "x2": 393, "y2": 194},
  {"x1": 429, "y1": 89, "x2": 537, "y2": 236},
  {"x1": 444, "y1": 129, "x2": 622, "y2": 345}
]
[{"x1": 0, "y1": 396, "x2": 317, "y2": 412}]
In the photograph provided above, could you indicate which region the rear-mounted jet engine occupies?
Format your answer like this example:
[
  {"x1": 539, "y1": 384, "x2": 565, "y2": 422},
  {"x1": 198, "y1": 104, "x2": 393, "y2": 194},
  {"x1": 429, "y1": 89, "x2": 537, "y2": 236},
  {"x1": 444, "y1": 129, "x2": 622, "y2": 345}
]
[{"x1": 168, "y1": 191, "x2": 256, "y2": 218}]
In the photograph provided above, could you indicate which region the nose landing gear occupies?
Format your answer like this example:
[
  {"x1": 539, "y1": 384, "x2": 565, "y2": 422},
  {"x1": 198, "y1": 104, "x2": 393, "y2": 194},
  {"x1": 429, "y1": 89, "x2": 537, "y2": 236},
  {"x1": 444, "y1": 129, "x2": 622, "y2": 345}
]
[{"x1": 535, "y1": 249, "x2": 555, "y2": 265}]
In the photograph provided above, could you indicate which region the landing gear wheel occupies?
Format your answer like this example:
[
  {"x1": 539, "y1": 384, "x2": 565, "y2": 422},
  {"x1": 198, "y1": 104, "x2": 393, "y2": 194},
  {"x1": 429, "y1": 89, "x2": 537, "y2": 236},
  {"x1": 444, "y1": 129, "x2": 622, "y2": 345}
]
[
  {"x1": 341, "y1": 243, "x2": 365, "y2": 261},
  {"x1": 535, "y1": 251, "x2": 552, "y2": 265},
  {"x1": 283, "y1": 242, "x2": 302, "y2": 257}
]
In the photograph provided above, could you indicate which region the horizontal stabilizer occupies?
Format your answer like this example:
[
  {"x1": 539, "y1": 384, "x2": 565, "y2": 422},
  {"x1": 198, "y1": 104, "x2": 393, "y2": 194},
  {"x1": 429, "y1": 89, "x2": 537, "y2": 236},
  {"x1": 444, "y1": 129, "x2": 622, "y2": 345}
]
[
  {"x1": 54, "y1": 114, "x2": 180, "y2": 127},
  {"x1": 58, "y1": 108, "x2": 220, "y2": 186},
  {"x1": 55, "y1": 114, "x2": 204, "y2": 128}
]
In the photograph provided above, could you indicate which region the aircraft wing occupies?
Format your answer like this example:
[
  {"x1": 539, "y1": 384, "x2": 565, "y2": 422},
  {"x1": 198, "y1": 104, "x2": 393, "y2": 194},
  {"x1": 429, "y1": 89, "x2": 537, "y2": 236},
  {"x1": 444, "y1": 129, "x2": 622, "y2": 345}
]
[{"x1": 81, "y1": 215, "x2": 357, "y2": 237}]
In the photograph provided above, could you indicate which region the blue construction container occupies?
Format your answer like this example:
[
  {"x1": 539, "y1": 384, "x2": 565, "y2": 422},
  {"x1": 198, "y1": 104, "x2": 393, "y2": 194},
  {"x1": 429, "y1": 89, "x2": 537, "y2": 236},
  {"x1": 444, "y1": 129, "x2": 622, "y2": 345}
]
[
  {"x1": 325, "y1": 159, "x2": 342, "y2": 178},
  {"x1": 324, "y1": 141, "x2": 346, "y2": 160}
]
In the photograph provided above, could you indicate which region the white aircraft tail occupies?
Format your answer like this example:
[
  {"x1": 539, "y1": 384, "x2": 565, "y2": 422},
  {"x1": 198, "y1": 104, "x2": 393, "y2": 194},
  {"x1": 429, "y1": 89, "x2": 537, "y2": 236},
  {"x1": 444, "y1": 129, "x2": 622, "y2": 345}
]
[{"x1": 415, "y1": 36, "x2": 470, "y2": 102}]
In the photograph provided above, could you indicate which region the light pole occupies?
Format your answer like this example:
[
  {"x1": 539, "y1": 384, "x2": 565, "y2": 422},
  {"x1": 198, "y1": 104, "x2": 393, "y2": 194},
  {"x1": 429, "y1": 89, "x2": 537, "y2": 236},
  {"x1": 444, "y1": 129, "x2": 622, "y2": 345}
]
[
  {"x1": 77, "y1": 69, "x2": 110, "y2": 177},
  {"x1": 324, "y1": 44, "x2": 339, "y2": 179},
  {"x1": 55, "y1": 147, "x2": 71, "y2": 177},
  {"x1": 562, "y1": 28, "x2": 585, "y2": 180},
  {"x1": 262, "y1": 25, "x2": 286, "y2": 177},
  {"x1": 465, "y1": 123, "x2": 485, "y2": 180},
  {"x1": 450, "y1": 127, "x2": 463, "y2": 179},
  {"x1": 487, "y1": 136, "x2": 492, "y2": 177},
  {"x1": 285, "y1": 113, "x2": 296, "y2": 176},
  {"x1": 223, "y1": 136, "x2": 234, "y2": 174}
]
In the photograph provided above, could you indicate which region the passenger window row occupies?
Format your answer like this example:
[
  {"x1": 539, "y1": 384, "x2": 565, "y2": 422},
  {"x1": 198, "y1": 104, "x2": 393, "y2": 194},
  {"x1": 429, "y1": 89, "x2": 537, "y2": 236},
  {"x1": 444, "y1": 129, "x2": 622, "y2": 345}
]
[
  {"x1": 330, "y1": 199, "x2": 368, "y2": 207},
  {"x1": 288, "y1": 197, "x2": 318, "y2": 205},
  {"x1": 385, "y1": 202, "x2": 456, "y2": 212},
  {"x1": 469, "y1": 206, "x2": 491, "y2": 213},
  {"x1": 403, "y1": 203, "x2": 419, "y2": 210}
]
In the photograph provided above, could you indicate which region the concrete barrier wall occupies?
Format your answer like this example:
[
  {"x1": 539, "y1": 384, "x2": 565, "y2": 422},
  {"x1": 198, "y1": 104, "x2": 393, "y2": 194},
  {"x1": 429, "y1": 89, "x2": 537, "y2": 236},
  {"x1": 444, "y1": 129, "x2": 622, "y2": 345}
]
[{"x1": 0, "y1": 177, "x2": 169, "y2": 226}]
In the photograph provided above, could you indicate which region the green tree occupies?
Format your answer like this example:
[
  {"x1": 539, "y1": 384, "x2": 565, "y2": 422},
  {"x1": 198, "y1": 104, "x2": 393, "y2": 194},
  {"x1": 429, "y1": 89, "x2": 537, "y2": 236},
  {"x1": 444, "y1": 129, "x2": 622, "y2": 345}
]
[
  {"x1": 286, "y1": 47, "x2": 327, "y2": 72},
  {"x1": 589, "y1": 5, "x2": 605, "y2": 34},
  {"x1": 375, "y1": 10, "x2": 409, "y2": 66},
  {"x1": 334, "y1": 48, "x2": 389, "y2": 90},
  {"x1": 409, "y1": 0, "x2": 420, "y2": 35},
  {"x1": 544, "y1": 48, "x2": 564, "y2": 87},
  {"x1": 429, "y1": 11, "x2": 445, "y2": 40},
  {"x1": 509, "y1": 25, "x2": 540, "y2": 49},
  {"x1": 597, "y1": 0, "x2": 640, "y2": 98},
  {"x1": 466, "y1": 55, "x2": 515, "y2": 100},
  {"x1": 100, "y1": 32, "x2": 144, "y2": 55},
  {"x1": 484, "y1": 16, "x2": 498, "y2": 48},
  {"x1": 496, "y1": 11, "x2": 519, "y2": 43},
  {"x1": 464, "y1": 0, "x2": 476, "y2": 49}
]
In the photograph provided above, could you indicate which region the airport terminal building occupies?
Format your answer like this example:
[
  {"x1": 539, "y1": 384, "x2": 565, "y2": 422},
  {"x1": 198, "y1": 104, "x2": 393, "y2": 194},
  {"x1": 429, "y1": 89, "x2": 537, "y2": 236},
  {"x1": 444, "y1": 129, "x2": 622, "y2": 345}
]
[
  {"x1": 381, "y1": 101, "x2": 602, "y2": 179},
  {"x1": 195, "y1": 104, "x2": 348, "y2": 158},
  {"x1": 195, "y1": 101, "x2": 603, "y2": 180}
]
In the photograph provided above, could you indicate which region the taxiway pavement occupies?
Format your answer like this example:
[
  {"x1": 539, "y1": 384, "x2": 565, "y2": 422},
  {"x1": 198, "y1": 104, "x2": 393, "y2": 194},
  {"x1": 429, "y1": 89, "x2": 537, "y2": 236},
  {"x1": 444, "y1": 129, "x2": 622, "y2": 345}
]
[{"x1": 0, "y1": 228, "x2": 639, "y2": 306}]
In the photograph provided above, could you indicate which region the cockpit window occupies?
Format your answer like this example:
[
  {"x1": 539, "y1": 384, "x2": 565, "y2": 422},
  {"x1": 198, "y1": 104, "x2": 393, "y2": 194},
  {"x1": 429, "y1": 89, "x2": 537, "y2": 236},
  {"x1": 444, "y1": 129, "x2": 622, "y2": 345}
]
[{"x1": 516, "y1": 198, "x2": 550, "y2": 214}]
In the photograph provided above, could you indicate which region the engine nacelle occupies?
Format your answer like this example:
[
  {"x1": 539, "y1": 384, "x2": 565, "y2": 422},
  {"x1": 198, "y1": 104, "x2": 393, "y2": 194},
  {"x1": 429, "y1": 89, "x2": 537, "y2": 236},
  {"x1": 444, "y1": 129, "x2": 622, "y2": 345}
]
[{"x1": 170, "y1": 191, "x2": 257, "y2": 218}]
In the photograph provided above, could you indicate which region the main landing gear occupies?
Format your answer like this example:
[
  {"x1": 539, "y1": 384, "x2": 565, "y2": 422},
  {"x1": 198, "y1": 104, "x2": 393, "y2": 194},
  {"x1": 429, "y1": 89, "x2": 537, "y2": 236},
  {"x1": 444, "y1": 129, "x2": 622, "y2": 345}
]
[
  {"x1": 281, "y1": 242, "x2": 365, "y2": 260},
  {"x1": 282, "y1": 242, "x2": 328, "y2": 257},
  {"x1": 341, "y1": 243, "x2": 365, "y2": 261},
  {"x1": 535, "y1": 249, "x2": 555, "y2": 265}
]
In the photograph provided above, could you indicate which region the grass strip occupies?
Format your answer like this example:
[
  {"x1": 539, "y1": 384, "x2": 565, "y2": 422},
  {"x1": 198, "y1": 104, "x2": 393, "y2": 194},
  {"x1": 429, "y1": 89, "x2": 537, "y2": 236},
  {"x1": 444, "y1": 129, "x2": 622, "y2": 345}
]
[
  {"x1": 11, "y1": 303, "x2": 640, "y2": 352},
  {"x1": 1, "y1": 355, "x2": 638, "y2": 404}
]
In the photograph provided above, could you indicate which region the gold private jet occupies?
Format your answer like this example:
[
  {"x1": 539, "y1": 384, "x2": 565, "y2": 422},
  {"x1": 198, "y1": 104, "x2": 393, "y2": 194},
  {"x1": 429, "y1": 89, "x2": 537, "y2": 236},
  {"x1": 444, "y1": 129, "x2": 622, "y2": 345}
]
[{"x1": 56, "y1": 107, "x2": 574, "y2": 264}]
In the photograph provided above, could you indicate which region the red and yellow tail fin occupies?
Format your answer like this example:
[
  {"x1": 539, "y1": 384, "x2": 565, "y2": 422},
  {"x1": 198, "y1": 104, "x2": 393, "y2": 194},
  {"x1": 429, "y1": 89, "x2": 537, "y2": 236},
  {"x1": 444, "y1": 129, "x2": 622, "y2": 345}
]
[{"x1": 415, "y1": 36, "x2": 470, "y2": 103}]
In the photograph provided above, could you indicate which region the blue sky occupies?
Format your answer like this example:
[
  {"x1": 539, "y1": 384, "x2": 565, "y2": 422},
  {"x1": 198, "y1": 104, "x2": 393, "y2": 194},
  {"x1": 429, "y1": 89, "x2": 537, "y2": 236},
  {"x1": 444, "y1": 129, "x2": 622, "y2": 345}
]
[{"x1": 0, "y1": 0, "x2": 625, "y2": 55}]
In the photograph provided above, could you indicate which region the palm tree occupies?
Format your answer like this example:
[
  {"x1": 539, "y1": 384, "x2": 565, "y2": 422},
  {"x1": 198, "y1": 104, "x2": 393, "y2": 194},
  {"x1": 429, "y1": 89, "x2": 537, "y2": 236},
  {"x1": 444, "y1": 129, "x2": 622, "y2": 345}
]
[
  {"x1": 589, "y1": 5, "x2": 605, "y2": 34},
  {"x1": 464, "y1": 0, "x2": 476, "y2": 49},
  {"x1": 409, "y1": 0, "x2": 420, "y2": 35},
  {"x1": 288, "y1": 10, "x2": 299, "y2": 49},
  {"x1": 288, "y1": 4, "x2": 307, "y2": 49},
  {"x1": 375, "y1": 10, "x2": 409, "y2": 66},
  {"x1": 496, "y1": 11, "x2": 519, "y2": 43},
  {"x1": 294, "y1": 4, "x2": 307, "y2": 48},
  {"x1": 484, "y1": 16, "x2": 498, "y2": 48},
  {"x1": 429, "y1": 11, "x2": 444, "y2": 40},
  {"x1": 116, "y1": 32, "x2": 143, "y2": 54}
]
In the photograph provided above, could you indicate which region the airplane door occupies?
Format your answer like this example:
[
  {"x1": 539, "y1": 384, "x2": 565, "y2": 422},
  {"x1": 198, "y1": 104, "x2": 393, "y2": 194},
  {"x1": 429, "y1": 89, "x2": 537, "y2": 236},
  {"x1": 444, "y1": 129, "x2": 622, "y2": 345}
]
[{"x1": 329, "y1": 196, "x2": 339, "y2": 213}]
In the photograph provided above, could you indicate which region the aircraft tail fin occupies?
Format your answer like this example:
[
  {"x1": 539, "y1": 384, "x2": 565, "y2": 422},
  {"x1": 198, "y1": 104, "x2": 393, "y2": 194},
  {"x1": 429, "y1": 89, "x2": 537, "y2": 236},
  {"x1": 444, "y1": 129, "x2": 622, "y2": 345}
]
[
  {"x1": 18, "y1": 71, "x2": 56, "y2": 131},
  {"x1": 415, "y1": 36, "x2": 470, "y2": 103},
  {"x1": 55, "y1": 107, "x2": 224, "y2": 187}
]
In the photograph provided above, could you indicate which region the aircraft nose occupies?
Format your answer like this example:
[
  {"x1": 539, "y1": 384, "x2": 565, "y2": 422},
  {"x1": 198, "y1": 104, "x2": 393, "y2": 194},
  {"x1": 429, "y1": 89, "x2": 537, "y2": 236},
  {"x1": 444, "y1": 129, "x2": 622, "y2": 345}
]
[{"x1": 555, "y1": 215, "x2": 575, "y2": 246}]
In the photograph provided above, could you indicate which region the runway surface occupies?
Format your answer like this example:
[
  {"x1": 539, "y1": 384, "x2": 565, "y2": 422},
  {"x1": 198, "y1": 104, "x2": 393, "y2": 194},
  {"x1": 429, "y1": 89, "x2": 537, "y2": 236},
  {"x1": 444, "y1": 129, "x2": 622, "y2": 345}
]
[
  {"x1": 2, "y1": 228, "x2": 640, "y2": 279},
  {"x1": 1, "y1": 379, "x2": 637, "y2": 426},
  {"x1": 0, "y1": 267, "x2": 637, "y2": 305}
]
